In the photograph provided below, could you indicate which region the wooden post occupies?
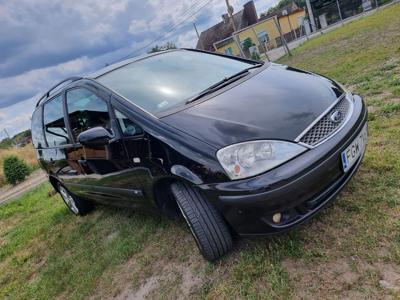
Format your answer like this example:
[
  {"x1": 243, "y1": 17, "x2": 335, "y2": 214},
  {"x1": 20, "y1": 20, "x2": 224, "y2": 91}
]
[
  {"x1": 225, "y1": 0, "x2": 245, "y2": 58},
  {"x1": 305, "y1": 0, "x2": 317, "y2": 32},
  {"x1": 273, "y1": 16, "x2": 292, "y2": 56}
]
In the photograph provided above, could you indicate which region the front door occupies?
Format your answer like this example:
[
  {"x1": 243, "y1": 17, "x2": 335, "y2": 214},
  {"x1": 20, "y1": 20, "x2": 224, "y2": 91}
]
[{"x1": 62, "y1": 87, "x2": 144, "y2": 207}]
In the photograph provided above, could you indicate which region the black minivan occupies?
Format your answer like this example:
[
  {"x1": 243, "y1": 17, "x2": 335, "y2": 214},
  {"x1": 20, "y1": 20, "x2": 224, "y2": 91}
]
[{"x1": 31, "y1": 49, "x2": 367, "y2": 261}]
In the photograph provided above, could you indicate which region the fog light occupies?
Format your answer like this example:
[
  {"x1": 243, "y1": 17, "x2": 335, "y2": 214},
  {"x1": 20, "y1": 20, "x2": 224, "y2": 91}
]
[{"x1": 272, "y1": 213, "x2": 282, "y2": 224}]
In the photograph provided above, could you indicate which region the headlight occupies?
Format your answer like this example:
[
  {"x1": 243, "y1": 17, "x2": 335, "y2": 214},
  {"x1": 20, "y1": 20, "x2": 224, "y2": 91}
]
[{"x1": 216, "y1": 140, "x2": 307, "y2": 180}]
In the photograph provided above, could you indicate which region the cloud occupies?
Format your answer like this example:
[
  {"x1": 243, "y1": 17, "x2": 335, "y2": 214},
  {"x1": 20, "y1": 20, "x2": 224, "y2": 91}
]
[
  {"x1": 0, "y1": 96, "x2": 37, "y2": 138},
  {"x1": 0, "y1": 0, "x2": 133, "y2": 78},
  {"x1": 129, "y1": 19, "x2": 149, "y2": 34},
  {"x1": 176, "y1": 30, "x2": 198, "y2": 49},
  {"x1": 0, "y1": 56, "x2": 92, "y2": 108}
]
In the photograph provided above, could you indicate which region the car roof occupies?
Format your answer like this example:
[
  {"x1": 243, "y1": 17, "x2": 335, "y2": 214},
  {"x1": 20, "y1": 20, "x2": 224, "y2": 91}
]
[{"x1": 87, "y1": 49, "x2": 178, "y2": 79}]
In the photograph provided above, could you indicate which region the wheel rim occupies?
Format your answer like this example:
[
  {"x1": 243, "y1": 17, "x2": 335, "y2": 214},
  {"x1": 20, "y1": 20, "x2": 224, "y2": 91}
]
[
  {"x1": 59, "y1": 186, "x2": 79, "y2": 214},
  {"x1": 176, "y1": 201, "x2": 202, "y2": 250}
]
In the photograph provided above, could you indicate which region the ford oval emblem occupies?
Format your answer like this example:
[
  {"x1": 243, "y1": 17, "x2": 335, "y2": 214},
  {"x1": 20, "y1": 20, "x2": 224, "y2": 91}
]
[{"x1": 330, "y1": 110, "x2": 342, "y2": 123}]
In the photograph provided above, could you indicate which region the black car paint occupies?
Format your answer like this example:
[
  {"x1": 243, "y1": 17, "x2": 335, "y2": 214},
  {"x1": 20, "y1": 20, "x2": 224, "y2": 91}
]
[
  {"x1": 37, "y1": 78, "x2": 227, "y2": 210},
  {"x1": 32, "y1": 49, "x2": 366, "y2": 235},
  {"x1": 162, "y1": 64, "x2": 344, "y2": 148},
  {"x1": 200, "y1": 95, "x2": 367, "y2": 234}
]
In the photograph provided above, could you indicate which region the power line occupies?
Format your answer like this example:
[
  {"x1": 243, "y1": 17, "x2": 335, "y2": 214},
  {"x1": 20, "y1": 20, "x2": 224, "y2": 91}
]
[
  {"x1": 114, "y1": 0, "x2": 214, "y2": 62},
  {"x1": 108, "y1": 0, "x2": 215, "y2": 65}
]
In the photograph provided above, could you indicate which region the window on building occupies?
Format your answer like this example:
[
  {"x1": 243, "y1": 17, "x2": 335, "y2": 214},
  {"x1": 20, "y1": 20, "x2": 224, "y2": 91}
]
[
  {"x1": 256, "y1": 30, "x2": 269, "y2": 43},
  {"x1": 224, "y1": 47, "x2": 233, "y2": 55},
  {"x1": 115, "y1": 110, "x2": 143, "y2": 137},
  {"x1": 43, "y1": 95, "x2": 69, "y2": 147},
  {"x1": 66, "y1": 88, "x2": 111, "y2": 141}
]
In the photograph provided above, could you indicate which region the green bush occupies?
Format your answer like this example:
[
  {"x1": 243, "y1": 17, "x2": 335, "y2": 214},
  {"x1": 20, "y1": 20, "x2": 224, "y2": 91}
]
[
  {"x1": 3, "y1": 155, "x2": 31, "y2": 185},
  {"x1": 251, "y1": 52, "x2": 261, "y2": 61},
  {"x1": 242, "y1": 38, "x2": 253, "y2": 51}
]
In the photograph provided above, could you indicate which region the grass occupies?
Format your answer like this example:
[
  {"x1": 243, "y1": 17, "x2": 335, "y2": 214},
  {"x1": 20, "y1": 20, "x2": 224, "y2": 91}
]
[
  {"x1": 1, "y1": 4, "x2": 400, "y2": 299},
  {"x1": 0, "y1": 144, "x2": 39, "y2": 187}
]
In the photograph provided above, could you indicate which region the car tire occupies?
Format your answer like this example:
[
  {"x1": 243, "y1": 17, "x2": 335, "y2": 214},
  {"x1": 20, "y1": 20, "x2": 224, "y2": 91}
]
[
  {"x1": 57, "y1": 183, "x2": 94, "y2": 216},
  {"x1": 170, "y1": 181, "x2": 233, "y2": 261}
]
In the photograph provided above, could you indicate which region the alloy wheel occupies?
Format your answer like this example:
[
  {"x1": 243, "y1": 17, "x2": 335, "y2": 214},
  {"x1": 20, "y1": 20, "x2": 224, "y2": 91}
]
[{"x1": 59, "y1": 186, "x2": 79, "y2": 214}]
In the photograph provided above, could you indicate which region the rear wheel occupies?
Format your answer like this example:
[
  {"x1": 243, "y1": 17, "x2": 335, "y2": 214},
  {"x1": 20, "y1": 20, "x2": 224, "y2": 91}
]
[
  {"x1": 170, "y1": 181, "x2": 233, "y2": 261},
  {"x1": 57, "y1": 183, "x2": 94, "y2": 216}
]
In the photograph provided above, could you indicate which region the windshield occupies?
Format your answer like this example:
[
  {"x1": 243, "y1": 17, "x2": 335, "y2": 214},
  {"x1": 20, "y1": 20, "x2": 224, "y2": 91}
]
[{"x1": 96, "y1": 51, "x2": 254, "y2": 115}]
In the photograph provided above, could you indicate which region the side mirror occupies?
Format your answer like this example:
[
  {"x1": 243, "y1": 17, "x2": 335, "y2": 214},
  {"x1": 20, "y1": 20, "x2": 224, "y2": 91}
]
[{"x1": 78, "y1": 127, "x2": 113, "y2": 147}]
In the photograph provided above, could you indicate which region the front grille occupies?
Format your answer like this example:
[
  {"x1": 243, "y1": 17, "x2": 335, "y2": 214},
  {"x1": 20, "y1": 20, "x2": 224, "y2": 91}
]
[{"x1": 299, "y1": 96, "x2": 351, "y2": 147}]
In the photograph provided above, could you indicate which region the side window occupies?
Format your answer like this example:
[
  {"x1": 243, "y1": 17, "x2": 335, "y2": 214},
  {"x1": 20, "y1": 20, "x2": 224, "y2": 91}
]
[
  {"x1": 66, "y1": 88, "x2": 111, "y2": 140},
  {"x1": 115, "y1": 110, "x2": 143, "y2": 137},
  {"x1": 256, "y1": 30, "x2": 269, "y2": 43},
  {"x1": 31, "y1": 107, "x2": 46, "y2": 148},
  {"x1": 43, "y1": 95, "x2": 69, "y2": 147}
]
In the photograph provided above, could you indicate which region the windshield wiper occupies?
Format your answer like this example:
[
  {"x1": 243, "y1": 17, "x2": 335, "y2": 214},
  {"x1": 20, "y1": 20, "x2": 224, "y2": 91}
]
[{"x1": 186, "y1": 64, "x2": 263, "y2": 104}]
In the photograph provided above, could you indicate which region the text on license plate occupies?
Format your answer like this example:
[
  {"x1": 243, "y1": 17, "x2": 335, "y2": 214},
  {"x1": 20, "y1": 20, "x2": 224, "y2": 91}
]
[{"x1": 341, "y1": 123, "x2": 368, "y2": 172}]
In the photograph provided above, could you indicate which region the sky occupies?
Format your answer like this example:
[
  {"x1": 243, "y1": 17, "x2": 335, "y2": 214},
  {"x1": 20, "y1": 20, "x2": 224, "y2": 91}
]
[{"x1": 0, "y1": 0, "x2": 279, "y2": 140}]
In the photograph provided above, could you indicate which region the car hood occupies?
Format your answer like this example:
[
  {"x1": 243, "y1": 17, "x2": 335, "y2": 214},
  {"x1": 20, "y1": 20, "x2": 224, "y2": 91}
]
[{"x1": 161, "y1": 64, "x2": 344, "y2": 149}]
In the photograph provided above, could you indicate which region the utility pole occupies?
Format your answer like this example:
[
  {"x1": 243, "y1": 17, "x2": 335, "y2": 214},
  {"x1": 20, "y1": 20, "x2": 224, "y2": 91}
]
[
  {"x1": 3, "y1": 128, "x2": 15, "y2": 145},
  {"x1": 225, "y1": 0, "x2": 245, "y2": 58},
  {"x1": 225, "y1": 0, "x2": 237, "y2": 31},
  {"x1": 305, "y1": 0, "x2": 316, "y2": 32},
  {"x1": 193, "y1": 22, "x2": 203, "y2": 49},
  {"x1": 273, "y1": 16, "x2": 292, "y2": 56},
  {"x1": 336, "y1": 0, "x2": 344, "y2": 24}
]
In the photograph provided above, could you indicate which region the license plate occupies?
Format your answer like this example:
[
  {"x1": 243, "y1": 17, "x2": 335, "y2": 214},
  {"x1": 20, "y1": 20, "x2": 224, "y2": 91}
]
[{"x1": 341, "y1": 123, "x2": 368, "y2": 172}]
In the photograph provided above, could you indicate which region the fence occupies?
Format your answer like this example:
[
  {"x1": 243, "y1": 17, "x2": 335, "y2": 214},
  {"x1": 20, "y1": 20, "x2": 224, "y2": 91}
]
[
  {"x1": 229, "y1": 0, "x2": 396, "y2": 61},
  {"x1": 311, "y1": 0, "x2": 393, "y2": 28}
]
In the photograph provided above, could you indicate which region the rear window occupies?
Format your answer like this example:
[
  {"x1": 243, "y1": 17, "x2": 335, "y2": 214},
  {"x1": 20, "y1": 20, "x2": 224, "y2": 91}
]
[
  {"x1": 96, "y1": 51, "x2": 252, "y2": 115},
  {"x1": 43, "y1": 95, "x2": 69, "y2": 147},
  {"x1": 31, "y1": 108, "x2": 46, "y2": 148}
]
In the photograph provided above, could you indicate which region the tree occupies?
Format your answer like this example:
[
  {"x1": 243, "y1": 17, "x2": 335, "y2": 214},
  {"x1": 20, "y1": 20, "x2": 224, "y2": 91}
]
[
  {"x1": 241, "y1": 37, "x2": 254, "y2": 58},
  {"x1": 148, "y1": 41, "x2": 177, "y2": 53},
  {"x1": 263, "y1": 0, "x2": 306, "y2": 15},
  {"x1": 251, "y1": 52, "x2": 261, "y2": 61},
  {"x1": 241, "y1": 38, "x2": 253, "y2": 52},
  {"x1": 0, "y1": 138, "x2": 13, "y2": 149},
  {"x1": 13, "y1": 129, "x2": 31, "y2": 144}
]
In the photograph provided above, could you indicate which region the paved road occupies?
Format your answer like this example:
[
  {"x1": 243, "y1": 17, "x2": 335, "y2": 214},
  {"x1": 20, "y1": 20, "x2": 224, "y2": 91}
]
[{"x1": 0, "y1": 170, "x2": 48, "y2": 205}]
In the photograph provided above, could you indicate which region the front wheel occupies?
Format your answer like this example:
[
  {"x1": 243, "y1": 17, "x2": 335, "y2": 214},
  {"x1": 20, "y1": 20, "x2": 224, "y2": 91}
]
[
  {"x1": 170, "y1": 181, "x2": 233, "y2": 261},
  {"x1": 58, "y1": 183, "x2": 94, "y2": 216}
]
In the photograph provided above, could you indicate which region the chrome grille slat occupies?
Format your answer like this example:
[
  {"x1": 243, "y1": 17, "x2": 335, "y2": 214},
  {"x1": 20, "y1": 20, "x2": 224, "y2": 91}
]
[{"x1": 299, "y1": 96, "x2": 351, "y2": 147}]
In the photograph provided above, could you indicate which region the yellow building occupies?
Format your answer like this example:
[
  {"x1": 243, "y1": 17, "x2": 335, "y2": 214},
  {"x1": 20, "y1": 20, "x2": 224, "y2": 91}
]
[
  {"x1": 277, "y1": 9, "x2": 306, "y2": 39},
  {"x1": 213, "y1": 3, "x2": 305, "y2": 57},
  {"x1": 214, "y1": 16, "x2": 281, "y2": 56}
]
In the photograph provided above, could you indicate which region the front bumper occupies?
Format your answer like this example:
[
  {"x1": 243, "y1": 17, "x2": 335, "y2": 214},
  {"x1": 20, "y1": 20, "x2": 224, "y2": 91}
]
[{"x1": 198, "y1": 95, "x2": 368, "y2": 235}]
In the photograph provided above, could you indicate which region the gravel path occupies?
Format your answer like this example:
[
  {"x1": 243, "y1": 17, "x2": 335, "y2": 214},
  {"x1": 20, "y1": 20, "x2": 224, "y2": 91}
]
[{"x1": 0, "y1": 169, "x2": 48, "y2": 205}]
